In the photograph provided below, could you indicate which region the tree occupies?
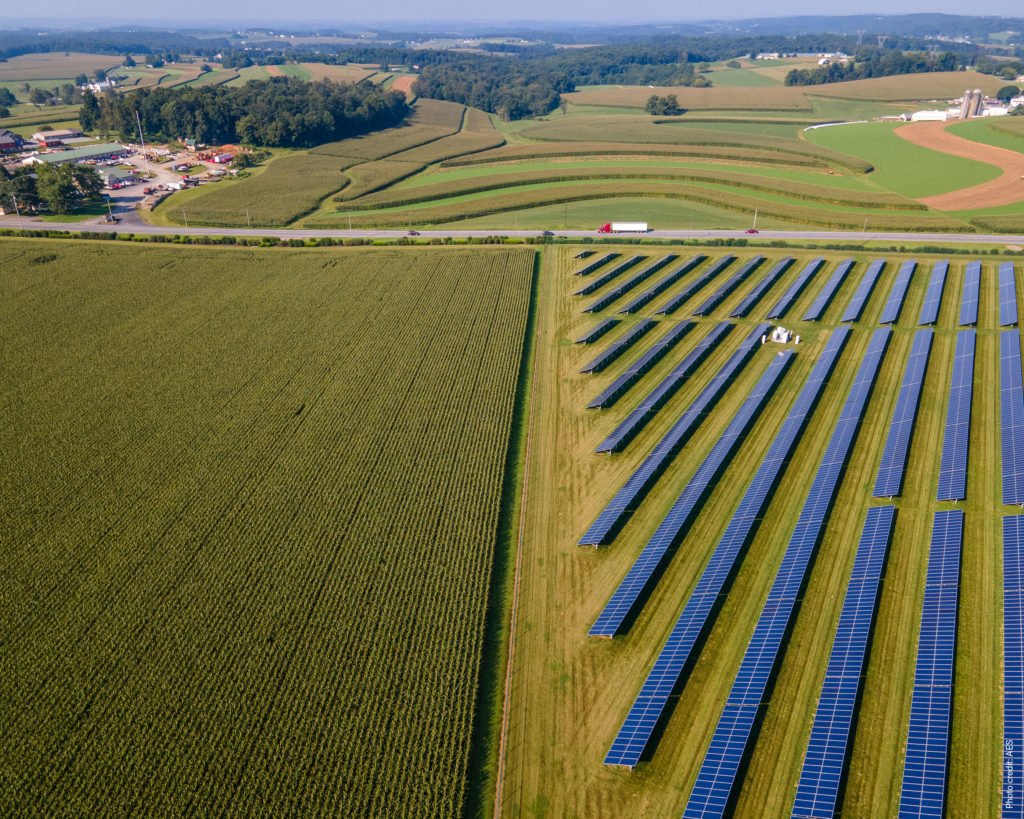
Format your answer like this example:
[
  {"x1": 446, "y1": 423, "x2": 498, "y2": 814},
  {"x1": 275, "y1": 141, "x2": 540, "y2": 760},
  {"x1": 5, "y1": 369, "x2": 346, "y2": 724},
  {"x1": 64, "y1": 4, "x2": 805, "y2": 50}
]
[
  {"x1": 20, "y1": 82, "x2": 30, "y2": 93},
  {"x1": 0, "y1": 106, "x2": 8, "y2": 118},
  {"x1": 123, "y1": 55, "x2": 136, "y2": 67},
  {"x1": 0, "y1": 87, "x2": 15, "y2": 106},
  {"x1": 726, "y1": 60, "x2": 742, "y2": 68},
  {"x1": 998, "y1": 85, "x2": 1021, "y2": 102},
  {"x1": 94, "y1": 68, "x2": 107, "y2": 83},
  {"x1": 1003, "y1": 66, "x2": 1019, "y2": 80},
  {"x1": 75, "y1": 74, "x2": 89, "y2": 86},
  {"x1": 35, "y1": 163, "x2": 102, "y2": 214},
  {"x1": 645, "y1": 93, "x2": 682, "y2": 116},
  {"x1": 691, "y1": 76, "x2": 712, "y2": 88},
  {"x1": 29, "y1": 87, "x2": 47, "y2": 106},
  {"x1": 59, "y1": 83, "x2": 76, "y2": 105},
  {"x1": 697, "y1": 61, "x2": 711, "y2": 73},
  {"x1": 200, "y1": 63, "x2": 212, "y2": 74},
  {"x1": 78, "y1": 90, "x2": 100, "y2": 131},
  {"x1": 559, "y1": 98, "x2": 568, "y2": 116}
]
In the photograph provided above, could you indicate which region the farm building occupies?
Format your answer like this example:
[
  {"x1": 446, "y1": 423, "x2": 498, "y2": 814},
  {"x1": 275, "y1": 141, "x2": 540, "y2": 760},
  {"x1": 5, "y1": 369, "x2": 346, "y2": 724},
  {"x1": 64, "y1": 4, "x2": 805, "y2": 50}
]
[
  {"x1": 23, "y1": 143, "x2": 128, "y2": 165},
  {"x1": 32, "y1": 133, "x2": 65, "y2": 148},
  {"x1": 910, "y1": 110, "x2": 949, "y2": 122},
  {"x1": 97, "y1": 167, "x2": 134, "y2": 186},
  {"x1": 0, "y1": 128, "x2": 24, "y2": 153},
  {"x1": 31, "y1": 128, "x2": 85, "y2": 145}
]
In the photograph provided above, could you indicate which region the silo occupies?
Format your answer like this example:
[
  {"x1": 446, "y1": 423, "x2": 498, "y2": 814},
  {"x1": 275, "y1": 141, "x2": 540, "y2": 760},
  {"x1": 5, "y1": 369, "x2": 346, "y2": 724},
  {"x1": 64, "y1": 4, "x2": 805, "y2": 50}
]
[
  {"x1": 960, "y1": 90, "x2": 972, "y2": 119},
  {"x1": 971, "y1": 89, "x2": 984, "y2": 116}
]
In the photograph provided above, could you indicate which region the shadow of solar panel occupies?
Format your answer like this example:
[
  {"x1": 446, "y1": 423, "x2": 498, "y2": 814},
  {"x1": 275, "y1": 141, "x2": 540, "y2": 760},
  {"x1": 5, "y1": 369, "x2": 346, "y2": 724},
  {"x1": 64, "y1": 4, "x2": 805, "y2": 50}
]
[
  {"x1": 959, "y1": 261, "x2": 981, "y2": 326},
  {"x1": 1005, "y1": 516, "x2": 1024, "y2": 819},
  {"x1": 766, "y1": 256, "x2": 825, "y2": 320},
  {"x1": 580, "y1": 323, "x2": 768, "y2": 546},
  {"x1": 874, "y1": 329, "x2": 933, "y2": 498},
  {"x1": 1002, "y1": 332, "x2": 1024, "y2": 506},
  {"x1": 842, "y1": 258, "x2": 886, "y2": 323},
  {"x1": 803, "y1": 258, "x2": 855, "y2": 322},
  {"x1": 589, "y1": 350, "x2": 794, "y2": 637},
  {"x1": 579, "y1": 319, "x2": 656, "y2": 374},
  {"x1": 879, "y1": 259, "x2": 917, "y2": 325},
  {"x1": 574, "y1": 249, "x2": 595, "y2": 259},
  {"x1": 571, "y1": 252, "x2": 617, "y2": 276},
  {"x1": 573, "y1": 255, "x2": 644, "y2": 296},
  {"x1": 582, "y1": 255, "x2": 679, "y2": 313},
  {"x1": 594, "y1": 322, "x2": 732, "y2": 454},
  {"x1": 693, "y1": 256, "x2": 765, "y2": 317},
  {"x1": 898, "y1": 510, "x2": 961, "y2": 819},
  {"x1": 792, "y1": 506, "x2": 895, "y2": 819},
  {"x1": 618, "y1": 254, "x2": 707, "y2": 314},
  {"x1": 586, "y1": 321, "x2": 694, "y2": 409},
  {"x1": 601, "y1": 329, "x2": 851, "y2": 766},
  {"x1": 655, "y1": 255, "x2": 736, "y2": 315},
  {"x1": 731, "y1": 256, "x2": 794, "y2": 318},
  {"x1": 573, "y1": 317, "x2": 617, "y2": 345},
  {"x1": 679, "y1": 328, "x2": 890, "y2": 815},
  {"x1": 1001, "y1": 262, "x2": 1019, "y2": 327},
  {"x1": 919, "y1": 261, "x2": 949, "y2": 326},
  {"x1": 936, "y1": 331, "x2": 975, "y2": 501}
]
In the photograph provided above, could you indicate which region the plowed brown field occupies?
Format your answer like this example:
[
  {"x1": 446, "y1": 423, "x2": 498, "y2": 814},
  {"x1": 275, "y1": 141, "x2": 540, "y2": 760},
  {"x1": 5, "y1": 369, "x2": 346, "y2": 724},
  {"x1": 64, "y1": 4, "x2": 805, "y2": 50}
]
[{"x1": 895, "y1": 119, "x2": 1024, "y2": 209}]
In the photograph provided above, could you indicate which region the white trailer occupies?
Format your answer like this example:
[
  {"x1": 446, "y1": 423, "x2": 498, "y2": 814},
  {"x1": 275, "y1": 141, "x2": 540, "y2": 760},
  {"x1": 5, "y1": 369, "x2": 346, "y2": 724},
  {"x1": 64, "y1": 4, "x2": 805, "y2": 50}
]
[{"x1": 598, "y1": 222, "x2": 649, "y2": 233}]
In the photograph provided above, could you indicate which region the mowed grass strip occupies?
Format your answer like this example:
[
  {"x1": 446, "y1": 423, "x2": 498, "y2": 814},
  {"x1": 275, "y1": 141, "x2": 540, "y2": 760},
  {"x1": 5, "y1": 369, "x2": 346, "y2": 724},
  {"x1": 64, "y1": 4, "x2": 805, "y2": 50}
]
[
  {"x1": 347, "y1": 167, "x2": 923, "y2": 211},
  {"x1": 389, "y1": 108, "x2": 505, "y2": 165},
  {"x1": 988, "y1": 117, "x2": 1024, "y2": 141},
  {"x1": 560, "y1": 85, "x2": 812, "y2": 111},
  {"x1": 312, "y1": 181, "x2": 971, "y2": 231},
  {"x1": 334, "y1": 160, "x2": 427, "y2": 201},
  {"x1": 442, "y1": 141, "x2": 832, "y2": 170},
  {"x1": 518, "y1": 118, "x2": 873, "y2": 173},
  {"x1": 169, "y1": 155, "x2": 358, "y2": 226}
]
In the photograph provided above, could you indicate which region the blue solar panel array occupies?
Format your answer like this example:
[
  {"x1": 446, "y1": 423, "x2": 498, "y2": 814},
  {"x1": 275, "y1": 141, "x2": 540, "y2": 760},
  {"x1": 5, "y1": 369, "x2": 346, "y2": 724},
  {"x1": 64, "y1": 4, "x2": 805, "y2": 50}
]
[
  {"x1": 574, "y1": 250, "x2": 595, "y2": 259},
  {"x1": 602, "y1": 328, "x2": 851, "y2": 764},
  {"x1": 582, "y1": 255, "x2": 679, "y2": 313},
  {"x1": 594, "y1": 322, "x2": 733, "y2": 454},
  {"x1": 579, "y1": 319, "x2": 656, "y2": 375},
  {"x1": 589, "y1": 349, "x2": 795, "y2": 639},
  {"x1": 873, "y1": 329, "x2": 934, "y2": 499},
  {"x1": 572, "y1": 252, "x2": 617, "y2": 276},
  {"x1": 618, "y1": 255, "x2": 707, "y2": 314},
  {"x1": 937, "y1": 330, "x2": 976, "y2": 502},
  {"x1": 918, "y1": 261, "x2": 949, "y2": 326},
  {"x1": 730, "y1": 256, "x2": 795, "y2": 318},
  {"x1": 574, "y1": 255, "x2": 644, "y2": 296},
  {"x1": 898, "y1": 509, "x2": 962, "y2": 819},
  {"x1": 960, "y1": 261, "x2": 981, "y2": 326},
  {"x1": 692, "y1": 256, "x2": 766, "y2": 317},
  {"x1": 1003, "y1": 331, "x2": 1024, "y2": 506},
  {"x1": 587, "y1": 322, "x2": 695, "y2": 410},
  {"x1": 573, "y1": 318, "x2": 617, "y2": 345},
  {"x1": 791, "y1": 505, "x2": 896, "y2": 819},
  {"x1": 1003, "y1": 515, "x2": 1024, "y2": 819},
  {"x1": 879, "y1": 259, "x2": 918, "y2": 325},
  {"x1": 580, "y1": 323, "x2": 769, "y2": 546},
  {"x1": 766, "y1": 256, "x2": 825, "y2": 319},
  {"x1": 680, "y1": 328, "x2": 891, "y2": 818},
  {"x1": 655, "y1": 256, "x2": 736, "y2": 315},
  {"x1": 1002, "y1": 262, "x2": 1019, "y2": 327},
  {"x1": 803, "y1": 259, "x2": 856, "y2": 322},
  {"x1": 842, "y1": 259, "x2": 887, "y2": 322}
]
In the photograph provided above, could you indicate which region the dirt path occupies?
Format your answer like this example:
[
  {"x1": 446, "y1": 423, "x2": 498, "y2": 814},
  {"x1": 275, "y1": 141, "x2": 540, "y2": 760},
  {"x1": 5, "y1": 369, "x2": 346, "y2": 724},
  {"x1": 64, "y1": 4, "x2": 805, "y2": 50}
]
[{"x1": 895, "y1": 120, "x2": 1024, "y2": 210}]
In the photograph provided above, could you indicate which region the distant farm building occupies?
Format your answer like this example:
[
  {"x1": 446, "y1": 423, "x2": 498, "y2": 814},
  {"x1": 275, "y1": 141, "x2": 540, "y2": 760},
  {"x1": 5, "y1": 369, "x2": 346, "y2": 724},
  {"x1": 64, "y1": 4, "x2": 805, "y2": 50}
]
[
  {"x1": 0, "y1": 128, "x2": 24, "y2": 153},
  {"x1": 24, "y1": 143, "x2": 129, "y2": 165}
]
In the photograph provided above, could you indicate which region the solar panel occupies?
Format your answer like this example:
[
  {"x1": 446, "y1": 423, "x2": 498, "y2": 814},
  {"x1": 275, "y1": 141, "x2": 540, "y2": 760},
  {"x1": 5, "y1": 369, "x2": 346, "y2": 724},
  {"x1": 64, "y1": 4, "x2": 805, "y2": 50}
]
[
  {"x1": 574, "y1": 255, "x2": 644, "y2": 296},
  {"x1": 574, "y1": 250, "x2": 595, "y2": 259},
  {"x1": 594, "y1": 322, "x2": 732, "y2": 454},
  {"x1": 579, "y1": 319, "x2": 656, "y2": 375},
  {"x1": 730, "y1": 257, "x2": 795, "y2": 318},
  {"x1": 655, "y1": 255, "x2": 737, "y2": 315},
  {"x1": 1002, "y1": 262, "x2": 1019, "y2": 327},
  {"x1": 589, "y1": 349, "x2": 795, "y2": 638},
  {"x1": 603, "y1": 328, "x2": 851, "y2": 765},
  {"x1": 586, "y1": 321, "x2": 694, "y2": 409},
  {"x1": 803, "y1": 259, "x2": 855, "y2": 322},
  {"x1": 1004, "y1": 516, "x2": 1024, "y2": 819},
  {"x1": 898, "y1": 510, "x2": 962, "y2": 819},
  {"x1": 873, "y1": 329, "x2": 934, "y2": 498},
  {"x1": 960, "y1": 261, "x2": 981, "y2": 326},
  {"x1": 679, "y1": 328, "x2": 891, "y2": 813},
  {"x1": 582, "y1": 255, "x2": 679, "y2": 313},
  {"x1": 879, "y1": 259, "x2": 918, "y2": 325},
  {"x1": 918, "y1": 261, "x2": 949, "y2": 326},
  {"x1": 791, "y1": 506, "x2": 896, "y2": 819},
  {"x1": 618, "y1": 255, "x2": 707, "y2": 314},
  {"x1": 572, "y1": 252, "x2": 617, "y2": 276},
  {"x1": 580, "y1": 323, "x2": 768, "y2": 547},
  {"x1": 692, "y1": 256, "x2": 766, "y2": 317},
  {"x1": 573, "y1": 318, "x2": 617, "y2": 345},
  {"x1": 1003, "y1": 331, "x2": 1024, "y2": 506},
  {"x1": 766, "y1": 256, "x2": 825, "y2": 319},
  {"x1": 936, "y1": 330, "x2": 976, "y2": 502},
  {"x1": 841, "y1": 258, "x2": 886, "y2": 322}
]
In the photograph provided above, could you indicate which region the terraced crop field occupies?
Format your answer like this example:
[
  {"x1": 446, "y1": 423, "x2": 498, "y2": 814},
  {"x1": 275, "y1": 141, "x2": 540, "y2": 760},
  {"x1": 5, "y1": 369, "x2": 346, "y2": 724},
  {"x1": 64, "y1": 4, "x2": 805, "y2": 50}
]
[
  {"x1": 0, "y1": 240, "x2": 535, "y2": 819},
  {"x1": 499, "y1": 245, "x2": 1013, "y2": 819}
]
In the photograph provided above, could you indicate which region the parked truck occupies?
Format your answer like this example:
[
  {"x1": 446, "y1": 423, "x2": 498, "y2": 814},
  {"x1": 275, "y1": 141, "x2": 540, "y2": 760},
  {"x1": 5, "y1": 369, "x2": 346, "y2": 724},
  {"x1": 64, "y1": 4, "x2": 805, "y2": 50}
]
[
  {"x1": 598, "y1": 222, "x2": 648, "y2": 233},
  {"x1": 211, "y1": 153, "x2": 233, "y2": 164}
]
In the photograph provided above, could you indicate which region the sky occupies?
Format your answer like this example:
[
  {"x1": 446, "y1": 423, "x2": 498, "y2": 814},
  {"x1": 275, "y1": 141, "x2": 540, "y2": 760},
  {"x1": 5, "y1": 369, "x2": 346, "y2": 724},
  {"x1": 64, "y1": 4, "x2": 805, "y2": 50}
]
[{"x1": 4, "y1": 4, "x2": 1024, "y2": 27}]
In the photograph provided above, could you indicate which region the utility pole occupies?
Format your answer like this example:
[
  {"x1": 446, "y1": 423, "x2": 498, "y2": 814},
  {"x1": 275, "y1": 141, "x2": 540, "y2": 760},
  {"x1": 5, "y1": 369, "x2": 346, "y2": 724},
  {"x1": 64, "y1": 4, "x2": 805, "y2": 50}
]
[
  {"x1": 856, "y1": 30, "x2": 866, "y2": 46},
  {"x1": 927, "y1": 44, "x2": 940, "y2": 60},
  {"x1": 689, "y1": 213, "x2": 692, "y2": 239},
  {"x1": 104, "y1": 195, "x2": 114, "y2": 222},
  {"x1": 564, "y1": 202, "x2": 567, "y2": 228},
  {"x1": 877, "y1": 35, "x2": 888, "y2": 49},
  {"x1": 135, "y1": 110, "x2": 151, "y2": 179},
  {"x1": 515, "y1": 212, "x2": 517, "y2": 237},
  {"x1": 12, "y1": 194, "x2": 24, "y2": 229},
  {"x1": 348, "y1": 210, "x2": 352, "y2": 238},
  {"x1": 246, "y1": 210, "x2": 250, "y2": 228},
  {"x1": 752, "y1": 208, "x2": 758, "y2": 231},
  {"x1": 183, "y1": 208, "x2": 189, "y2": 236}
]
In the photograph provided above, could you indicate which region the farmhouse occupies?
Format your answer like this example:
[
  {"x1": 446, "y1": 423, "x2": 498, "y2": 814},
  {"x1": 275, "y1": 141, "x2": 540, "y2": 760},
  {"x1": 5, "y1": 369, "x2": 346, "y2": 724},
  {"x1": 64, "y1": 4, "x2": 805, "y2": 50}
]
[
  {"x1": 32, "y1": 132, "x2": 65, "y2": 148},
  {"x1": 33, "y1": 128, "x2": 85, "y2": 143},
  {"x1": 23, "y1": 143, "x2": 128, "y2": 165},
  {"x1": 0, "y1": 128, "x2": 24, "y2": 153}
]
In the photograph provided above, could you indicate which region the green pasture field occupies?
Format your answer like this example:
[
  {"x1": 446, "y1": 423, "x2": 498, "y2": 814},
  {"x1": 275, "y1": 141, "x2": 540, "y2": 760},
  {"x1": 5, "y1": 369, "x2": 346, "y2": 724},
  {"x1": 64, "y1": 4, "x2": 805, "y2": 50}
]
[
  {"x1": 4, "y1": 118, "x2": 82, "y2": 138},
  {"x1": 0, "y1": 52, "x2": 122, "y2": 83},
  {"x1": 657, "y1": 120, "x2": 805, "y2": 138},
  {"x1": 499, "y1": 245, "x2": 1006, "y2": 819},
  {"x1": 225, "y1": 65, "x2": 271, "y2": 86},
  {"x1": 702, "y1": 68, "x2": 782, "y2": 88},
  {"x1": 0, "y1": 240, "x2": 534, "y2": 819},
  {"x1": 278, "y1": 64, "x2": 315, "y2": 81},
  {"x1": 804, "y1": 122, "x2": 1002, "y2": 198},
  {"x1": 946, "y1": 119, "x2": 1024, "y2": 154}
]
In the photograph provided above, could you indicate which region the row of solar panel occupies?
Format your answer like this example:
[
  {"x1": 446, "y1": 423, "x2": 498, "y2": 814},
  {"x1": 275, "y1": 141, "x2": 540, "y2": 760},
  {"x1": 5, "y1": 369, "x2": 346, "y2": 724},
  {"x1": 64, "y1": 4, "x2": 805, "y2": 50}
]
[
  {"x1": 574, "y1": 254, "x2": 644, "y2": 296},
  {"x1": 582, "y1": 255, "x2": 679, "y2": 313},
  {"x1": 579, "y1": 319, "x2": 655, "y2": 374},
  {"x1": 571, "y1": 252, "x2": 617, "y2": 276},
  {"x1": 1004, "y1": 516, "x2": 1024, "y2": 819},
  {"x1": 586, "y1": 321, "x2": 694, "y2": 409}
]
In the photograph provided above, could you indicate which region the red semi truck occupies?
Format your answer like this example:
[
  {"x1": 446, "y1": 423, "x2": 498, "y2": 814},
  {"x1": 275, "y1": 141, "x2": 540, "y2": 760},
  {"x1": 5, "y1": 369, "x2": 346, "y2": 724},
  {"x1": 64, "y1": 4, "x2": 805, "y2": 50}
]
[{"x1": 598, "y1": 222, "x2": 649, "y2": 233}]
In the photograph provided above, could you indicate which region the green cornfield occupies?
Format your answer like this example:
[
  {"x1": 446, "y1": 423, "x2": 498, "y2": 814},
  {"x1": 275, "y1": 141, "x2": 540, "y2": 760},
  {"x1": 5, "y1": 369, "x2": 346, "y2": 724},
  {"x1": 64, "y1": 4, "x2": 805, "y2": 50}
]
[{"x1": 0, "y1": 241, "x2": 535, "y2": 819}]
